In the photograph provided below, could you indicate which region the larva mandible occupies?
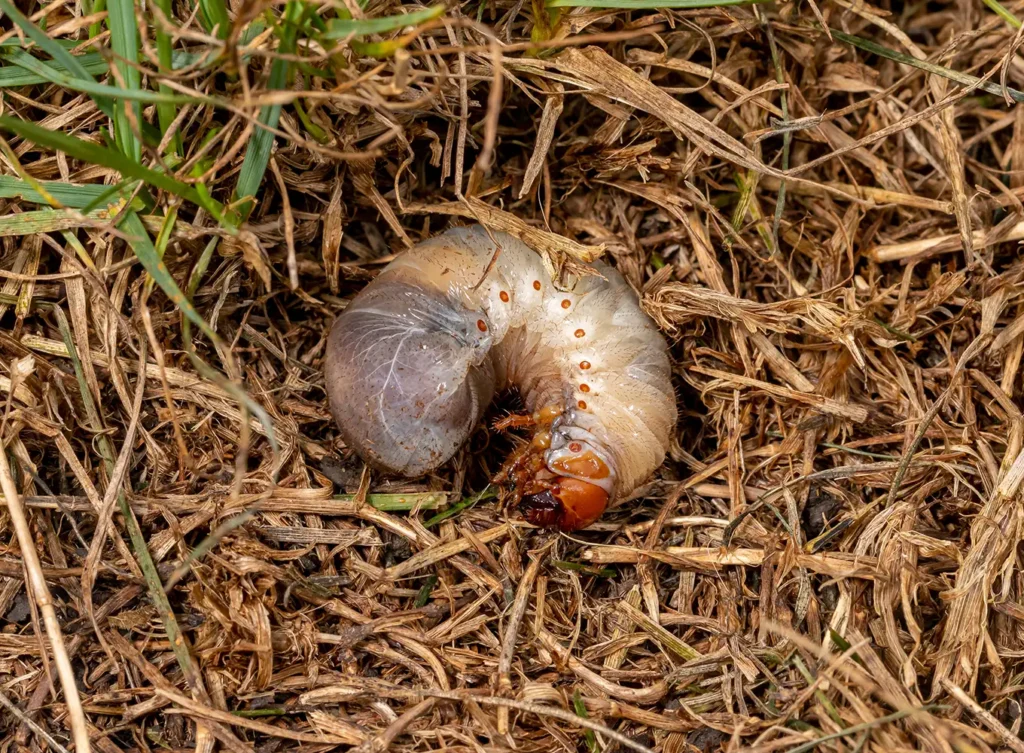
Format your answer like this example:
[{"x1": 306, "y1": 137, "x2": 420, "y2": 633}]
[{"x1": 325, "y1": 224, "x2": 677, "y2": 532}]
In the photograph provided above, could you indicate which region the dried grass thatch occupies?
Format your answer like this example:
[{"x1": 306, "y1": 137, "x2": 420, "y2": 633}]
[{"x1": 2, "y1": 0, "x2": 1024, "y2": 751}]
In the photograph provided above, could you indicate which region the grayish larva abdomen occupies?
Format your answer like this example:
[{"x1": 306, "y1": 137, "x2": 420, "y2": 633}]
[{"x1": 326, "y1": 224, "x2": 677, "y2": 530}]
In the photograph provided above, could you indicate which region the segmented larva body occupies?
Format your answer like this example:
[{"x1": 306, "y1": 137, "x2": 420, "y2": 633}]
[{"x1": 325, "y1": 224, "x2": 676, "y2": 531}]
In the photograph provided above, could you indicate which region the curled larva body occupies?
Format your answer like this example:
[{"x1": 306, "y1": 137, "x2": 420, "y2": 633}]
[{"x1": 325, "y1": 224, "x2": 677, "y2": 531}]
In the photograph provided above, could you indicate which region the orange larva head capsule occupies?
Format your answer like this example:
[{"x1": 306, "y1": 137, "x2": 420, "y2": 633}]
[{"x1": 520, "y1": 477, "x2": 609, "y2": 532}]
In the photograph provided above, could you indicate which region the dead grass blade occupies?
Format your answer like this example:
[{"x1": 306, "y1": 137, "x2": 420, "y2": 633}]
[{"x1": 404, "y1": 197, "x2": 605, "y2": 267}]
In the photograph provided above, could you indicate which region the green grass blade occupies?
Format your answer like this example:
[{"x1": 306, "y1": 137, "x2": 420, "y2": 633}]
[
  {"x1": 413, "y1": 574, "x2": 438, "y2": 607},
  {"x1": 0, "y1": 51, "x2": 108, "y2": 86},
  {"x1": 162, "y1": 509, "x2": 257, "y2": 590},
  {"x1": 51, "y1": 304, "x2": 208, "y2": 696},
  {"x1": 330, "y1": 492, "x2": 448, "y2": 511},
  {"x1": 0, "y1": 207, "x2": 114, "y2": 236},
  {"x1": 790, "y1": 653, "x2": 844, "y2": 726},
  {"x1": 119, "y1": 211, "x2": 221, "y2": 343},
  {"x1": 179, "y1": 235, "x2": 282, "y2": 468},
  {"x1": 552, "y1": 560, "x2": 616, "y2": 577},
  {"x1": 233, "y1": 0, "x2": 305, "y2": 219},
  {"x1": 0, "y1": 48, "x2": 212, "y2": 89},
  {"x1": 2, "y1": 49, "x2": 202, "y2": 105},
  {"x1": 786, "y1": 706, "x2": 943, "y2": 753},
  {"x1": 423, "y1": 486, "x2": 496, "y2": 528},
  {"x1": 107, "y1": 0, "x2": 143, "y2": 161},
  {"x1": 0, "y1": 175, "x2": 135, "y2": 208},
  {"x1": 79, "y1": 181, "x2": 149, "y2": 215},
  {"x1": 0, "y1": 115, "x2": 236, "y2": 225},
  {"x1": 197, "y1": 0, "x2": 231, "y2": 39},
  {"x1": 0, "y1": 37, "x2": 78, "y2": 48},
  {"x1": 831, "y1": 29, "x2": 1024, "y2": 103},
  {"x1": 0, "y1": 0, "x2": 114, "y2": 116},
  {"x1": 152, "y1": 0, "x2": 181, "y2": 153},
  {"x1": 292, "y1": 96, "x2": 328, "y2": 142},
  {"x1": 324, "y1": 5, "x2": 445, "y2": 37},
  {"x1": 982, "y1": 0, "x2": 1022, "y2": 28},
  {"x1": 572, "y1": 692, "x2": 598, "y2": 753}
]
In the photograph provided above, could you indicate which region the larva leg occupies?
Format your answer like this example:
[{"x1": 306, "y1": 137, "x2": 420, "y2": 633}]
[
  {"x1": 492, "y1": 403, "x2": 614, "y2": 531},
  {"x1": 492, "y1": 413, "x2": 535, "y2": 431},
  {"x1": 491, "y1": 405, "x2": 560, "y2": 490}
]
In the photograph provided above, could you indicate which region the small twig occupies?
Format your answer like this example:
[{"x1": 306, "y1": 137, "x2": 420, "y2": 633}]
[
  {"x1": 268, "y1": 154, "x2": 297, "y2": 289},
  {"x1": 15, "y1": 459, "x2": 89, "y2": 551},
  {"x1": 139, "y1": 279, "x2": 191, "y2": 479},
  {"x1": 537, "y1": 629, "x2": 667, "y2": 705}
]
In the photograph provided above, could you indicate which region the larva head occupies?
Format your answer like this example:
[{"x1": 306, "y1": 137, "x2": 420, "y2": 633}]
[
  {"x1": 326, "y1": 277, "x2": 495, "y2": 477},
  {"x1": 520, "y1": 477, "x2": 609, "y2": 532},
  {"x1": 515, "y1": 417, "x2": 617, "y2": 532}
]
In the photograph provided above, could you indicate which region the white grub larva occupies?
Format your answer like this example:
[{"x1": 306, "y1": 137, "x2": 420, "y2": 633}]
[{"x1": 325, "y1": 224, "x2": 677, "y2": 532}]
